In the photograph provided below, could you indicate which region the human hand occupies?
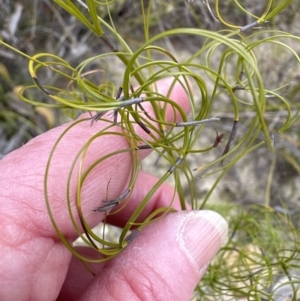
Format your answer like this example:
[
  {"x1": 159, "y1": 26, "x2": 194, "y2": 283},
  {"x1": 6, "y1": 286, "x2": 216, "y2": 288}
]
[{"x1": 0, "y1": 78, "x2": 228, "y2": 301}]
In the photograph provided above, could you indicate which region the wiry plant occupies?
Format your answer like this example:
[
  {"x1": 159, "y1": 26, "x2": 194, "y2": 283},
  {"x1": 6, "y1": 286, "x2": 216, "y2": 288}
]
[{"x1": 0, "y1": 0, "x2": 299, "y2": 299}]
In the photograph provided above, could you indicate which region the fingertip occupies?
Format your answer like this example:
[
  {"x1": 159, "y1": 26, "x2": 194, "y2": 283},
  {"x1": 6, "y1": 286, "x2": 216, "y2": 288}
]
[{"x1": 176, "y1": 210, "x2": 228, "y2": 275}]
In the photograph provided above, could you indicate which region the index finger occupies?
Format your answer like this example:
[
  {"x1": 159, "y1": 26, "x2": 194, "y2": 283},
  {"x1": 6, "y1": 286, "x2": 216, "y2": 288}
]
[{"x1": 0, "y1": 77, "x2": 191, "y2": 240}]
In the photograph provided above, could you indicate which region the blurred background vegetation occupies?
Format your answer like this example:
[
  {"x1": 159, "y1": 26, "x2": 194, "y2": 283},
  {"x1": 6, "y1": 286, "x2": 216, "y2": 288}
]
[{"x1": 1, "y1": 1, "x2": 300, "y2": 299}]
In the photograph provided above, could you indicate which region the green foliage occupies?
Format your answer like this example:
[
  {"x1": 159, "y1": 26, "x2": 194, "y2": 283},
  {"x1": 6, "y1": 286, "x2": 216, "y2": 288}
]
[
  {"x1": 1, "y1": 0, "x2": 299, "y2": 299},
  {"x1": 196, "y1": 204, "x2": 300, "y2": 300}
]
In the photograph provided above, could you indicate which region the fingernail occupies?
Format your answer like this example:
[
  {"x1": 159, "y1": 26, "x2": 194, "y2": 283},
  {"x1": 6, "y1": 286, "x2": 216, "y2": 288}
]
[{"x1": 176, "y1": 210, "x2": 228, "y2": 274}]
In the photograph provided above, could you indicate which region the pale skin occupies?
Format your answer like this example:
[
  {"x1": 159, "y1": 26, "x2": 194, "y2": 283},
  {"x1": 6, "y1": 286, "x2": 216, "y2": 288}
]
[{"x1": 0, "y1": 79, "x2": 227, "y2": 301}]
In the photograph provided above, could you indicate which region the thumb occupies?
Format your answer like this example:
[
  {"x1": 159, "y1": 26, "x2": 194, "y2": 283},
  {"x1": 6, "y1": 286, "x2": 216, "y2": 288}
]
[{"x1": 79, "y1": 210, "x2": 228, "y2": 301}]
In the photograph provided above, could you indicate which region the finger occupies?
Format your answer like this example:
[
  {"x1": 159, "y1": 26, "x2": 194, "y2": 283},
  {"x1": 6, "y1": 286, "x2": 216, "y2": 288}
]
[
  {"x1": 78, "y1": 210, "x2": 228, "y2": 301},
  {"x1": 0, "y1": 78, "x2": 191, "y2": 240}
]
